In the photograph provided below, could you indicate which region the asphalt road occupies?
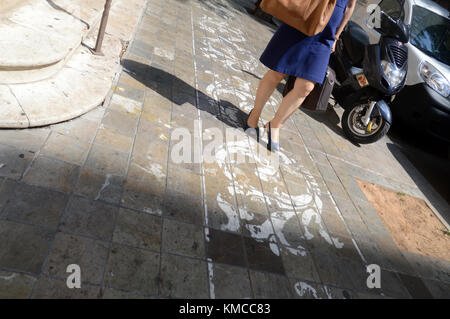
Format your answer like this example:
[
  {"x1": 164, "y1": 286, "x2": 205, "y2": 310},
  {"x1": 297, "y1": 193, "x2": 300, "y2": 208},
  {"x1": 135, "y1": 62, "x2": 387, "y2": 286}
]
[{"x1": 388, "y1": 122, "x2": 450, "y2": 208}]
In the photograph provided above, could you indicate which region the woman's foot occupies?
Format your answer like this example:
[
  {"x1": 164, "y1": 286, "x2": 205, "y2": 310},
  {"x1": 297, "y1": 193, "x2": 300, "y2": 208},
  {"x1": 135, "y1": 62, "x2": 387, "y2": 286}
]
[
  {"x1": 247, "y1": 109, "x2": 259, "y2": 128},
  {"x1": 244, "y1": 109, "x2": 260, "y2": 142},
  {"x1": 265, "y1": 122, "x2": 280, "y2": 152}
]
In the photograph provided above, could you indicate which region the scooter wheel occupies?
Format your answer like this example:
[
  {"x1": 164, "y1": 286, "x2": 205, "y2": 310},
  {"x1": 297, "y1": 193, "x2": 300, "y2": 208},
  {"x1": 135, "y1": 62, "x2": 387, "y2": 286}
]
[{"x1": 341, "y1": 107, "x2": 391, "y2": 144}]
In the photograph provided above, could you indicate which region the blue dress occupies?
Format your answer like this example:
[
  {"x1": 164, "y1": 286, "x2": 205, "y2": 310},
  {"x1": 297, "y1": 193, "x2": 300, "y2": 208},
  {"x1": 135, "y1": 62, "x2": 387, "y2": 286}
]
[{"x1": 260, "y1": 0, "x2": 349, "y2": 84}]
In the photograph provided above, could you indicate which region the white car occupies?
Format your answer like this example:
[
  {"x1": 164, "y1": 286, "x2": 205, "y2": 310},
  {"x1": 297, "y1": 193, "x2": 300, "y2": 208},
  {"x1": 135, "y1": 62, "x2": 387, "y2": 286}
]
[{"x1": 353, "y1": 0, "x2": 450, "y2": 142}]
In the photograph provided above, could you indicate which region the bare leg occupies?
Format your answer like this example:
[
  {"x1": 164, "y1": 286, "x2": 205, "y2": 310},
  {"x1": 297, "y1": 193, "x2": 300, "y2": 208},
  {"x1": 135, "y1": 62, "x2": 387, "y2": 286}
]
[
  {"x1": 266, "y1": 77, "x2": 315, "y2": 143},
  {"x1": 248, "y1": 70, "x2": 286, "y2": 128}
]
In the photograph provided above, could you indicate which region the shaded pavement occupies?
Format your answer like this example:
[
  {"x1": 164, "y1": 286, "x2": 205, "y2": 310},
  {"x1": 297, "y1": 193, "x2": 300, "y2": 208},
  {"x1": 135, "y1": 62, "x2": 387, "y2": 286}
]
[{"x1": 0, "y1": 0, "x2": 449, "y2": 299}]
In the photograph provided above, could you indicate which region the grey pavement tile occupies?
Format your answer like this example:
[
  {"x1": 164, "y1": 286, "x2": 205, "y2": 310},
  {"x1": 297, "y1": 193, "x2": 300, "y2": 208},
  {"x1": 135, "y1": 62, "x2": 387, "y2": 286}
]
[
  {"x1": 332, "y1": 195, "x2": 364, "y2": 223},
  {"x1": 355, "y1": 239, "x2": 386, "y2": 266},
  {"x1": 23, "y1": 156, "x2": 80, "y2": 194},
  {"x1": 289, "y1": 278, "x2": 328, "y2": 299},
  {"x1": 127, "y1": 156, "x2": 167, "y2": 190},
  {"x1": 205, "y1": 197, "x2": 241, "y2": 235},
  {"x1": 357, "y1": 292, "x2": 391, "y2": 299},
  {"x1": 339, "y1": 174, "x2": 368, "y2": 201},
  {"x1": 51, "y1": 118, "x2": 99, "y2": 142},
  {"x1": 40, "y1": 132, "x2": 90, "y2": 166},
  {"x1": 168, "y1": 138, "x2": 202, "y2": 174},
  {"x1": 0, "y1": 129, "x2": 49, "y2": 152},
  {"x1": 104, "y1": 244, "x2": 160, "y2": 295},
  {"x1": 0, "y1": 145, "x2": 34, "y2": 180},
  {"x1": 353, "y1": 202, "x2": 387, "y2": 234},
  {"x1": 121, "y1": 178, "x2": 165, "y2": 215},
  {"x1": 271, "y1": 215, "x2": 308, "y2": 250},
  {"x1": 166, "y1": 165, "x2": 202, "y2": 197},
  {"x1": 302, "y1": 227, "x2": 340, "y2": 258},
  {"x1": 3, "y1": 183, "x2": 68, "y2": 228},
  {"x1": 85, "y1": 143, "x2": 129, "y2": 177},
  {"x1": 123, "y1": 54, "x2": 151, "y2": 75},
  {"x1": 170, "y1": 109, "x2": 198, "y2": 129},
  {"x1": 129, "y1": 39, "x2": 154, "y2": 62},
  {"x1": 325, "y1": 180, "x2": 350, "y2": 200},
  {"x1": 423, "y1": 279, "x2": 450, "y2": 299},
  {"x1": 309, "y1": 150, "x2": 330, "y2": 166},
  {"x1": 379, "y1": 269, "x2": 412, "y2": 298},
  {"x1": 80, "y1": 105, "x2": 106, "y2": 123},
  {"x1": 320, "y1": 208, "x2": 351, "y2": 238},
  {"x1": 344, "y1": 218, "x2": 373, "y2": 246},
  {"x1": 301, "y1": 132, "x2": 324, "y2": 152},
  {"x1": 32, "y1": 276, "x2": 100, "y2": 299},
  {"x1": 162, "y1": 218, "x2": 205, "y2": 259},
  {"x1": 342, "y1": 258, "x2": 384, "y2": 295},
  {"x1": 316, "y1": 162, "x2": 341, "y2": 184},
  {"x1": 370, "y1": 235, "x2": 417, "y2": 276},
  {"x1": 206, "y1": 228, "x2": 246, "y2": 267},
  {"x1": 0, "y1": 220, "x2": 54, "y2": 274},
  {"x1": 312, "y1": 253, "x2": 355, "y2": 290},
  {"x1": 403, "y1": 251, "x2": 450, "y2": 283},
  {"x1": 44, "y1": 233, "x2": 109, "y2": 285},
  {"x1": 244, "y1": 236, "x2": 285, "y2": 275},
  {"x1": 281, "y1": 247, "x2": 321, "y2": 283},
  {"x1": 312, "y1": 192, "x2": 340, "y2": 213},
  {"x1": 101, "y1": 288, "x2": 152, "y2": 299},
  {"x1": 250, "y1": 270, "x2": 292, "y2": 299},
  {"x1": 114, "y1": 73, "x2": 145, "y2": 102},
  {"x1": 0, "y1": 270, "x2": 36, "y2": 299},
  {"x1": 113, "y1": 208, "x2": 162, "y2": 251},
  {"x1": 152, "y1": 54, "x2": 175, "y2": 68},
  {"x1": 282, "y1": 175, "x2": 310, "y2": 199},
  {"x1": 159, "y1": 253, "x2": 209, "y2": 299},
  {"x1": 0, "y1": 178, "x2": 17, "y2": 212},
  {"x1": 117, "y1": 71, "x2": 148, "y2": 93},
  {"x1": 332, "y1": 234, "x2": 363, "y2": 261},
  {"x1": 323, "y1": 286, "x2": 358, "y2": 299},
  {"x1": 60, "y1": 196, "x2": 118, "y2": 241},
  {"x1": 140, "y1": 107, "x2": 171, "y2": 130},
  {"x1": 94, "y1": 126, "x2": 134, "y2": 154},
  {"x1": 397, "y1": 273, "x2": 434, "y2": 299},
  {"x1": 279, "y1": 129, "x2": 304, "y2": 147},
  {"x1": 132, "y1": 137, "x2": 169, "y2": 170},
  {"x1": 75, "y1": 168, "x2": 124, "y2": 205},
  {"x1": 102, "y1": 109, "x2": 139, "y2": 137},
  {"x1": 143, "y1": 91, "x2": 172, "y2": 111},
  {"x1": 210, "y1": 263, "x2": 252, "y2": 299},
  {"x1": 161, "y1": 190, "x2": 204, "y2": 225}
]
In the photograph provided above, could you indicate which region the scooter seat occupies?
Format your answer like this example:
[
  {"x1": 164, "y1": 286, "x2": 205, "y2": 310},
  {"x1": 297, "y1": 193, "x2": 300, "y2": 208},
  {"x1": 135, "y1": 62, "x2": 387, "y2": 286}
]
[{"x1": 342, "y1": 21, "x2": 370, "y2": 67}]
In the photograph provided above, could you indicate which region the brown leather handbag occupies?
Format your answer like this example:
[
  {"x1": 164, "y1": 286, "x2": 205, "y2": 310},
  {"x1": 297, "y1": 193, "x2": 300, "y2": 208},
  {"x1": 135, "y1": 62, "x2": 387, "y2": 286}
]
[{"x1": 260, "y1": 0, "x2": 337, "y2": 36}]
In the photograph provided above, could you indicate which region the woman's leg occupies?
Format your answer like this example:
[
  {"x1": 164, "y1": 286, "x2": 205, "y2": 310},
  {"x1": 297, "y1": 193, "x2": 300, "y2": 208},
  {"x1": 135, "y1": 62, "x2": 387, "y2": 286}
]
[
  {"x1": 267, "y1": 77, "x2": 315, "y2": 143},
  {"x1": 248, "y1": 70, "x2": 286, "y2": 128}
]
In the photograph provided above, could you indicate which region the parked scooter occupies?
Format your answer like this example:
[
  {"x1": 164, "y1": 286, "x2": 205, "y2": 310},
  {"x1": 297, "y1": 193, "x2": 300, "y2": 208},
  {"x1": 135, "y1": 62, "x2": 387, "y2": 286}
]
[{"x1": 284, "y1": 9, "x2": 411, "y2": 144}]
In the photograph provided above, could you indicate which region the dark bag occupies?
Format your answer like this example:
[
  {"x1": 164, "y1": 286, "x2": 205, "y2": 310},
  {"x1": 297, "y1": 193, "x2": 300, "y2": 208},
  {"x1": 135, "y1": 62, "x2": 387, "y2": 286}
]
[
  {"x1": 260, "y1": 0, "x2": 337, "y2": 36},
  {"x1": 283, "y1": 67, "x2": 336, "y2": 112}
]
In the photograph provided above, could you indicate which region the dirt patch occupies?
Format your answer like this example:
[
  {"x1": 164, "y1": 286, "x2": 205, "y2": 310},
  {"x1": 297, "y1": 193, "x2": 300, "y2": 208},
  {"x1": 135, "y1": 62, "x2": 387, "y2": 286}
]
[{"x1": 357, "y1": 180, "x2": 450, "y2": 262}]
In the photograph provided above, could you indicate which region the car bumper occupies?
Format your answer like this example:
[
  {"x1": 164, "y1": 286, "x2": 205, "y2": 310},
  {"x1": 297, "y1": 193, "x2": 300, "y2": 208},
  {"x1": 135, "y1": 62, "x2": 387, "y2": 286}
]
[{"x1": 391, "y1": 83, "x2": 450, "y2": 142}]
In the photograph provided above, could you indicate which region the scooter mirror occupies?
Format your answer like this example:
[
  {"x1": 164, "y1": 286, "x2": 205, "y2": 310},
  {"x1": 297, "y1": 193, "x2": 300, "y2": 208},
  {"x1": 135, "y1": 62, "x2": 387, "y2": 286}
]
[{"x1": 376, "y1": 10, "x2": 411, "y2": 43}]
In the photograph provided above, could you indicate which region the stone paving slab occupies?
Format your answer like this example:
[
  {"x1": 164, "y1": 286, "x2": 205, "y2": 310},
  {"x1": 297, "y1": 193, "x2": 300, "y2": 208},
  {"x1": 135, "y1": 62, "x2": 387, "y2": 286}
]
[
  {"x1": 0, "y1": 0, "x2": 448, "y2": 299},
  {"x1": 0, "y1": 0, "x2": 146, "y2": 128}
]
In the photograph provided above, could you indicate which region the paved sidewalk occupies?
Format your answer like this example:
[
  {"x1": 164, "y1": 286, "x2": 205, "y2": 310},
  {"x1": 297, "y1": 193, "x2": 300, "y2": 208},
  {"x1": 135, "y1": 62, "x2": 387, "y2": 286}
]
[{"x1": 0, "y1": 0, "x2": 449, "y2": 299}]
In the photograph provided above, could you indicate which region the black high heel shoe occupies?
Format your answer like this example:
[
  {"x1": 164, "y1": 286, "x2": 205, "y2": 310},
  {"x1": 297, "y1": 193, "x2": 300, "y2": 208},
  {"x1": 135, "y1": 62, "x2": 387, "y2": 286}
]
[
  {"x1": 244, "y1": 109, "x2": 260, "y2": 142},
  {"x1": 265, "y1": 122, "x2": 280, "y2": 152}
]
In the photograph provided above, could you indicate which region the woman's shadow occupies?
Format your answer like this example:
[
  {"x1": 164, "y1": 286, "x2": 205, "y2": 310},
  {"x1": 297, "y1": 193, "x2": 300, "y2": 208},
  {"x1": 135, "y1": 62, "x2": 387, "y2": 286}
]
[{"x1": 121, "y1": 59, "x2": 248, "y2": 130}]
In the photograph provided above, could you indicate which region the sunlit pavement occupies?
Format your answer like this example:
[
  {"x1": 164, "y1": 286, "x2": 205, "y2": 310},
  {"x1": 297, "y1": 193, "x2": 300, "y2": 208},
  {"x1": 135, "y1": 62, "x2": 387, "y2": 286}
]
[{"x1": 0, "y1": 0, "x2": 448, "y2": 299}]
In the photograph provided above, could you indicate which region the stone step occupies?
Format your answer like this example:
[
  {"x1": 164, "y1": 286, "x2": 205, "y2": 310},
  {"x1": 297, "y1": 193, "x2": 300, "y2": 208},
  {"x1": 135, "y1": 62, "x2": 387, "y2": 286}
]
[
  {"x1": 0, "y1": 0, "x2": 112, "y2": 84},
  {"x1": 0, "y1": 0, "x2": 147, "y2": 128}
]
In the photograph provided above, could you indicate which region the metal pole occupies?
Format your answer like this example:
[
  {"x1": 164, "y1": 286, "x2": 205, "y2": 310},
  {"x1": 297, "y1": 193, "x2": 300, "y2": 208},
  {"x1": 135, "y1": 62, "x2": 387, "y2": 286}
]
[{"x1": 91, "y1": 0, "x2": 113, "y2": 55}]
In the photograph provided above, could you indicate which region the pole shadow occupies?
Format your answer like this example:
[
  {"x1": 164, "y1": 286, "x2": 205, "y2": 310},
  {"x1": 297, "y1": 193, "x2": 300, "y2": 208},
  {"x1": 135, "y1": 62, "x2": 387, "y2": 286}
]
[{"x1": 121, "y1": 59, "x2": 249, "y2": 130}]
